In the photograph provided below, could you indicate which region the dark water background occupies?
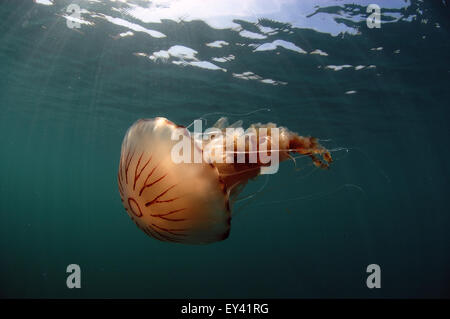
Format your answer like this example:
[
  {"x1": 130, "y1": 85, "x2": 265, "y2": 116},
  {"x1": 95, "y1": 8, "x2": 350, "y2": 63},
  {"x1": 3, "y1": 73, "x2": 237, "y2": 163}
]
[{"x1": 0, "y1": 0, "x2": 449, "y2": 298}]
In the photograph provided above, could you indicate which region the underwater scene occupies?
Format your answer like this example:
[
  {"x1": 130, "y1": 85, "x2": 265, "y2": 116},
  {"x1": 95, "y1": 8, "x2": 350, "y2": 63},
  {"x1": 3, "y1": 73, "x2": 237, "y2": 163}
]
[{"x1": 0, "y1": 0, "x2": 449, "y2": 298}]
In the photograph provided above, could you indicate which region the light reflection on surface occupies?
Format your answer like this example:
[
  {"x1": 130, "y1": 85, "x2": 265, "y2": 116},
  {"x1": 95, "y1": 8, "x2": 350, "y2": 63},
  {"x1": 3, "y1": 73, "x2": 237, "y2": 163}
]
[{"x1": 33, "y1": 0, "x2": 422, "y2": 87}]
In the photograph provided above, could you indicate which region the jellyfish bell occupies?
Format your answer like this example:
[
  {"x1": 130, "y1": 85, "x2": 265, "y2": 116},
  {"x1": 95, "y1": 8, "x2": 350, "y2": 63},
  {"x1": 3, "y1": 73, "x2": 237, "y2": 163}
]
[
  {"x1": 118, "y1": 117, "x2": 332, "y2": 245},
  {"x1": 118, "y1": 118, "x2": 230, "y2": 244}
]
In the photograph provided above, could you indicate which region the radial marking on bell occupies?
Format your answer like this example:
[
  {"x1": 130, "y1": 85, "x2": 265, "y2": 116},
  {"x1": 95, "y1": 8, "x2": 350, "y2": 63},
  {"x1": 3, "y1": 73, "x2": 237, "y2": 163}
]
[
  {"x1": 150, "y1": 208, "x2": 186, "y2": 218},
  {"x1": 133, "y1": 152, "x2": 152, "y2": 190},
  {"x1": 127, "y1": 197, "x2": 143, "y2": 217},
  {"x1": 145, "y1": 184, "x2": 178, "y2": 207},
  {"x1": 149, "y1": 225, "x2": 182, "y2": 242},
  {"x1": 154, "y1": 216, "x2": 187, "y2": 222},
  {"x1": 118, "y1": 175, "x2": 125, "y2": 189},
  {"x1": 150, "y1": 208, "x2": 187, "y2": 222},
  {"x1": 143, "y1": 226, "x2": 159, "y2": 240},
  {"x1": 139, "y1": 173, "x2": 167, "y2": 196},
  {"x1": 118, "y1": 177, "x2": 125, "y2": 196},
  {"x1": 124, "y1": 148, "x2": 135, "y2": 184},
  {"x1": 118, "y1": 158, "x2": 123, "y2": 184},
  {"x1": 151, "y1": 223, "x2": 188, "y2": 236},
  {"x1": 139, "y1": 164, "x2": 160, "y2": 196}
]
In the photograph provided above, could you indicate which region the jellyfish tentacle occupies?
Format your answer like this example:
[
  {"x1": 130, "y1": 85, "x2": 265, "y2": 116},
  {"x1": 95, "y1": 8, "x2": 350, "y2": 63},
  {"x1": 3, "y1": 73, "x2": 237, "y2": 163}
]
[
  {"x1": 285, "y1": 134, "x2": 333, "y2": 169},
  {"x1": 213, "y1": 117, "x2": 229, "y2": 129}
]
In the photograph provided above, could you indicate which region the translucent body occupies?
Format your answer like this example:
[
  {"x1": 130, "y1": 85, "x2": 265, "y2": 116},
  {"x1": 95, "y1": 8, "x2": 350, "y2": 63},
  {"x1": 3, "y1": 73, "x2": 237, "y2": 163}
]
[{"x1": 118, "y1": 117, "x2": 331, "y2": 244}]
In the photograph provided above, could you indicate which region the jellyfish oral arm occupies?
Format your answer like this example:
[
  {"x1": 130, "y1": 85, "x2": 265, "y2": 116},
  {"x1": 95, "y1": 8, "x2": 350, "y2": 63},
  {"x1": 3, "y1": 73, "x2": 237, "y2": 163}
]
[{"x1": 200, "y1": 121, "x2": 333, "y2": 195}]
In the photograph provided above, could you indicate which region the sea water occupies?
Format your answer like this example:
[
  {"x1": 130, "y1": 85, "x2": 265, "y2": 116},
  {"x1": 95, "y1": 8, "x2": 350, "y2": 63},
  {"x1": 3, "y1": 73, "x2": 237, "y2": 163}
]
[{"x1": 0, "y1": 0, "x2": 449, "y2": 298}]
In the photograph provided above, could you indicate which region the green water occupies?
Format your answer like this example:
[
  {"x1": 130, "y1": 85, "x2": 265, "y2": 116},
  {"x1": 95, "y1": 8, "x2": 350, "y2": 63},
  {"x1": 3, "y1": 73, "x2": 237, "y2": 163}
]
[{"x1": 0, "y1": 0, "x2": 449, "y2": 298}]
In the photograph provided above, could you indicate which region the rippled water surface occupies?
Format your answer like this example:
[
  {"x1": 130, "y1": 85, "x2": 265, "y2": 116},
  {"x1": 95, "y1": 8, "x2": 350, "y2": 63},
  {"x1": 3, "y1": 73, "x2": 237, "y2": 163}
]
[{"x1": 0, "y1": 0, "x2": 449, "y2": 298}]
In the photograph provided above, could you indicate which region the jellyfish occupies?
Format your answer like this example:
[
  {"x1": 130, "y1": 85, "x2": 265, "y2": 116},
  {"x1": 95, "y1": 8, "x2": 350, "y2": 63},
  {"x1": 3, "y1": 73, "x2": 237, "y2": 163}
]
[{"x1": 118, "y1": 117, "x2": 332, "y2": 244}]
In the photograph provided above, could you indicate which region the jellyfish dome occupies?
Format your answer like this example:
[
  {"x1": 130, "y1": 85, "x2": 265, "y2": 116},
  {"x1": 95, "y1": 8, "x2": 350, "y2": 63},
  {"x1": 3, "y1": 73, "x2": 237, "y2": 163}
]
[{"x1": 118, "y1": 117, "x2": 332, "y2": 244}]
